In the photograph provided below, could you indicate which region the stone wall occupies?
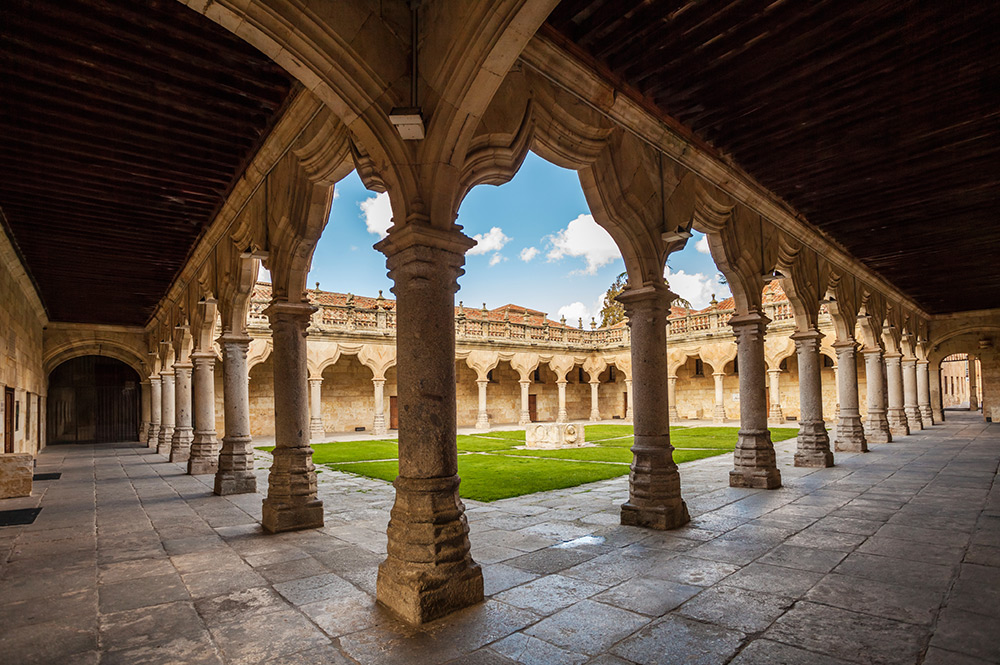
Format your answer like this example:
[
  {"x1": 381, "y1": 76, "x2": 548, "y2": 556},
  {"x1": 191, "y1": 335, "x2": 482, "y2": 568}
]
[{"x1": 0, "y1": 228, "x2": 46, "y2": 456}]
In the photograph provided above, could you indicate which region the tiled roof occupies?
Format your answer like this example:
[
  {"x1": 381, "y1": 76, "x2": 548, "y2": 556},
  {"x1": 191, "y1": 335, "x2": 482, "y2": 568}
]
[{"x1": 251, "y1": 279, "x2": 791, "y2": 326}]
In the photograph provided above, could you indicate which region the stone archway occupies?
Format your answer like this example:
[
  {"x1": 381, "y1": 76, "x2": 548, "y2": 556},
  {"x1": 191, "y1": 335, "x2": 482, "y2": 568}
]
[{"x1": 47, "y1": 355, "x2": 141, "y2": 444}]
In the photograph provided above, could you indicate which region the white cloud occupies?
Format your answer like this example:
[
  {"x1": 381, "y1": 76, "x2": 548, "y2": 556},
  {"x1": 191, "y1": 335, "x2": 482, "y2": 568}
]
[
  {"x1": 520, "y1": 246, "x2": 539, "y2": 262},
  {"x1": 489, "y1": 253, "x2": 507, "y2": 267},
  {"x1": 556, "y1": 292, "x2": 606, "y2": 327},
  {"x1": 257, "y1": 267, "x2": 271, "y2": 283},
  {"x1": 695, "y1": 234, "x2": 711, "y2": 255},
  {"x1": 546, "y1": 214, "x2": 620, "y2": 274},
  {"x1": 664, "y1": 266, "x2": 731, "y2": 309},
  {"x1": 359, "y1": 192, "x2": 392, "y2": 238},
  {"x1": 468, "y1": 227, "x2": 511, "y2": 255}
]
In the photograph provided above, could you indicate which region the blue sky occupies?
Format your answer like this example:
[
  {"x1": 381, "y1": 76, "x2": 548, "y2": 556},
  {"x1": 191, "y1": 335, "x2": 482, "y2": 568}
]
[{"x1": 265, "y1": 152, "x2": 730, "y2": 320}]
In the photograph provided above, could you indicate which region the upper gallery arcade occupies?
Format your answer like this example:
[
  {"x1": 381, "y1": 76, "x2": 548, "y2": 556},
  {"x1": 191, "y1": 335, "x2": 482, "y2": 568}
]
[{"x1": 2, "y1": 0, "x2": 998, "y2": 625}]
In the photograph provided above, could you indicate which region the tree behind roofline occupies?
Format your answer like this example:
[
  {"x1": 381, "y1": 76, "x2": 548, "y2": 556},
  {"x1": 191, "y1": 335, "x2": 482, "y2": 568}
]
[{"x1": 600, "y1": 271, "x2": 692, "y2": 327}]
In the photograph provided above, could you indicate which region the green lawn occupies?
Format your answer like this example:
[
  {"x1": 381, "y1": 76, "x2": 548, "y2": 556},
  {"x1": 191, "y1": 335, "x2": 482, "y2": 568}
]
[
  {"x1": 327, "y1": 455, "x2": 629, "y2": 502},
  {"x1": 258, "y1": 425, "x2": 800, "y2": 502}
]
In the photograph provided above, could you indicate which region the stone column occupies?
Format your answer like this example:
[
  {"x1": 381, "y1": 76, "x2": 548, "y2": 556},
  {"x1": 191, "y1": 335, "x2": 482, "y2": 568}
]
[
  {"x1": 148, "y1": 376, "x2": 161, "y2": 446},
  {"x1": 308, "y1": 377, "x2": 325, "y2": 441},
  {"x1": 139, "y1": 380, "x2": 151, "y2": 444},
  {"x1": 917, "y1": 360, "x2": 933, "y2": 425},
  {"x1": 667, "y1": 375, "x2": 679, "y2": 421},
  {"x1": 791, "y1": 330, "x2": 834, "y2": 467},
  {"x1": 618, "y1": 286, "x2": 689, "y2": 530},
  {"x1": 373, "y1": 378, "x2": 388, "y2": 435},
  {"x1": 188, "y1": 352, "x2": 219, "y2": 475},
  {"x1": 767, "y1": 369, "x2": 783, "y2": 423},
  {"x1": 158, "y1": 369, "x2": 175, "y2": 455},
  {"x1": 518, "y1": 380, "x2": 531, "y2": 425},
  {"x1": 589, "y1": 381, "x2": 601, "y2": 421},
  {"x1": 884, "y1": 353, "x2": 909, "y2": 437},
  {"x1": 862, "y1": 349, "x2": 891, "y2": 443},
  {"x1": 624, "y1": 378, "x2": 634, "y2": 421},
  {"x1": 262, "y1": 301, "x2": 323, "y2": 533},
  {"x1": 902, "y1": 358, "x2": 923, "y2": 429},
  {"x1": 374, "y1": 226, "x2": 482, "y2": 625},
  {"x1": 833, "y1": 340, "x2": 867, "y2": 452},
  {"x1": 932, "y1": 366, "x2": 945, "y2": 423},
  {"x1": 712, "y1": 372, "x2": 726, "y2": 422},
  {"x1": 968, "y1": 358, "x2": 979, "y2": 409},
  {"x1": 170, "y1": 362, "x2": 194, "y2": 462},
  {"x1": 556, "y1": 379, "x2": 569, "y2": 423},
  {"x1": 729, "y1": 312, "x2": 781, "y2": 489},
  {"x1": 474, "y1": 379, "x2": 490, "y2": 430},
  {"x1": 214, "y1": 334, "x2": 257, "y2": 495}
]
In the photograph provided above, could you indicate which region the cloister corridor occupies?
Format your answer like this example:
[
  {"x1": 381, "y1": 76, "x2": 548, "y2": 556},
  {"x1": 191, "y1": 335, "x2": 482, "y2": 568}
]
[{"x1": 0, "y1": 413, "x2": 997, "y2": 665}]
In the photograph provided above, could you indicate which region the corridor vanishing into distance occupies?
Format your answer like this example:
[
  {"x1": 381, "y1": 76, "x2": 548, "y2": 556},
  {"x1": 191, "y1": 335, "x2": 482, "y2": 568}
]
[{"x1": 1, "y1": 413, "x2": 997, "y2": 665}]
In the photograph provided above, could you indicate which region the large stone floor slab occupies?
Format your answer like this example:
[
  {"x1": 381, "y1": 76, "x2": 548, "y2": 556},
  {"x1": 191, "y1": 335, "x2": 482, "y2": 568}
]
[{"x1": 0, "y1": 413, "x2": 998, "y2": 664}]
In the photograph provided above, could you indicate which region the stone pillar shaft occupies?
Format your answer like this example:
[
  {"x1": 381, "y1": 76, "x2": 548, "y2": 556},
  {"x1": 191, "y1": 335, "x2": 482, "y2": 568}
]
[
  {"x1": 518, "y1": 380, "x2": 531, "y2": 425},
  {"x1": 791, "y1": 330, "x2": 833, "y2": 467},
  {"x1": 618, "y1": 286, "x2": 689, "y2": 530},
  {"x1": 475, "y1": 379, "x2": 490, "y2": 430},
  {"x1": 158, "y1": 370, "x2": 175, "y2": 454},
  {"x1": 902, "y1": 358, "x2": 923, "y2": 430},
  {"x1": 214, "y1": 334, "x2": 256, "y2": 495},
  {"x1": 139, "y1": 380, "x2": 151, "y2": 443},
  {"x1": 863, "y1": 350, "x2": 892, "y2": 443},
  {"x1": 917, "y1": 360, "x2": 933, "y2": 424},
  {"x1": 712, "y1": 372, "x2": 726, "y2": 423},
  {"x1": 556, "y1": 380, "x2": 568, "y2": 423},
  {"x1": 262, "y1": 301, "x2": 323, "y2": 533},
  {"x1": 373, "y1": 378, "x2": 387, "y2": 435},
  {"x1": 729, "y1": 312, "x2": 781, "y2": 489},
  {"x1": 667, "y1": 375, "x2": 679, "y2": 421},
  {"x1": 589, "y1": 381, "x2": 601, "y2": 421},
  {"x1": 968, "y1": 358, "x2": 979, "y2": 409},
  {"x1": 309, "y1": 377, "x2": 325, "y2": 441},
  {"x1": 885, "y1": 354, "x2": 909, "y2": 436},
  {"x1": 170, "y1": 362, "x2": 194, "y2": 462},
  {"x1": 624, "y1": 379, "x2": 634, "y2": 421},
  {"x1": 148, "y1": 376, "x2": 161, "y2": 447},
  {"x1": 374, "y1": 228, "x2": 482, "y2": 625},
  {"x1": 767, "y1": 368, "x2": 784, "y2": 423},
  {"x1": 834, "y1": 340, "x2": 867, "y2": 452},
  {"x1": 188, "y1": 352, "x2": 219, "y2": 475}
]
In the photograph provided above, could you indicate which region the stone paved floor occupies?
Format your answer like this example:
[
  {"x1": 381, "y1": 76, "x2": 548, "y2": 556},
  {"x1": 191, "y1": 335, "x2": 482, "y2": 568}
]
[{"x1": 1, "y1": 413, "x2": 997, "y2": 665}]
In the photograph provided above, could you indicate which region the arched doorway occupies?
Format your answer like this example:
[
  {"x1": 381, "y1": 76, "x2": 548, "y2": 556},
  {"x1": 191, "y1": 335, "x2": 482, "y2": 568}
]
[{"x1": 47, "y1": 356, "x2": 140, "y2": 443}]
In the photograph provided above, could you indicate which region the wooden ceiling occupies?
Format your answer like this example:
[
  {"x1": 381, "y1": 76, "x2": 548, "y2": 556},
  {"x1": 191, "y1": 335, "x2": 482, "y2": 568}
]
[
  {"x1": 0, "y1": 0, "x2": 295, "y2": 326},
  {"x1": 547, "y1": 0, "x2": 1000, "y2": 315}
]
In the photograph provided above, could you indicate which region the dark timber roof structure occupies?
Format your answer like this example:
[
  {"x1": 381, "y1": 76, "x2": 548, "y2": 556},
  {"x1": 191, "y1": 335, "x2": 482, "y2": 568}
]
[
  {"x1": 0, "y1": 0, "x2": 296, "y2": 326},
  {"x1": 546, "y1": 0, "x2": 1000, "y2": 314}
]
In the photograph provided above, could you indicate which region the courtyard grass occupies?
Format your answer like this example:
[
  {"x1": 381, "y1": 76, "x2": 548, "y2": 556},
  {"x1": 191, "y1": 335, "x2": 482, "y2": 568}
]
[
  {"x1": 326, "y1": 455, "x2": 629, "y2": 502},
  {"x1": 258, "y1": 425, "x2": 797, "y2": 502}
]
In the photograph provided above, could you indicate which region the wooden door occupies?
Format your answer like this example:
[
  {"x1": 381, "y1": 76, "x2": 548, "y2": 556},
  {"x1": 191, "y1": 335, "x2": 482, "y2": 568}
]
[
  {"x1": 528, "y1": 394, "x2": 537, "y2": 422},
  {"x1": 389, "y1": 395, "x2": 398, "y2": 430},
  {"x1": 4, "y1": 388, "x2": 14, "y2": 453}
]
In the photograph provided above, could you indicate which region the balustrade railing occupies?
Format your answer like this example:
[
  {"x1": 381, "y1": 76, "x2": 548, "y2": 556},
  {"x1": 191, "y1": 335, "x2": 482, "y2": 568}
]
[{"x1": 246, "y1": 294, "x2": 822, "y2": 348}]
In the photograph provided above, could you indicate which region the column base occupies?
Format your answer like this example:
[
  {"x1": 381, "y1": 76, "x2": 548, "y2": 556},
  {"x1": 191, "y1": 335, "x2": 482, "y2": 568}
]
[
  {"x1": 262, "y1": 497, "x2": 324, "y2": 533},
  {"x1": 309, "y1": 419, "x2": 325, "y2": 443},
  {"x1": 474, "y1": 415, "x2": 490, "y2": 431},
  {"x1": 170, "y1": 427, "x2": 194, "y2": 463},
  {"x1": 730, "y1": 429, "x2": 781, "y2": 489},
  {"x1": 374, "y1": 414, "x2": 387, "y2": 436},
  {"x1": 904, "y1": 407, "x2": 923, "y2": 430},
  {"x1": 794, "y1": 421, "x2": 834, "y2": 468},
  {"x1": 713, "y1": 405, "x2": 726, "y2": 423},
  {"x1": 919, "y1": 406, "x2": 934, "y2": 424},
  {"x1": 621, "y1": 500, "x2": 690, "y2": 530},
  {"x1": 187, "y1": 432, "x2": 219, "y2": 475},
  {"x1": 214, "y1": 472, "x2": 257, "y2": 496},
  {"x1": 589, "y1": 411, "x2": 601, "y2": 422},
  {"x1": 621, "y1": 439, "x2": 690, "y2": 530},
  {"x1": 377, "y1": 475, "x2": 483, "y2": 624},
  {"x1": 887, "y1": 409, "x2": 909, "y2": 437},
  {"x1": 157, "y1": 427, "x2": 174, "y2": 455},
  {"x1": 768, "y1": 405, "x2": 784, "y2": 424},
  {"x1": 518, "y1": 413, "x2": 531, "y2": 426},
  {"x1": 834, "y1": 417, "x2": 868, "y2": 452},
  {"x1": 668, "y1": 407, "x2": 679, "y2": 421},
  {"x1": 147, "y1": 426, "x2": 160, "y2": 448},
  {"x1": 864, "y1": 413, "x2": 892, "y2": 444}
]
